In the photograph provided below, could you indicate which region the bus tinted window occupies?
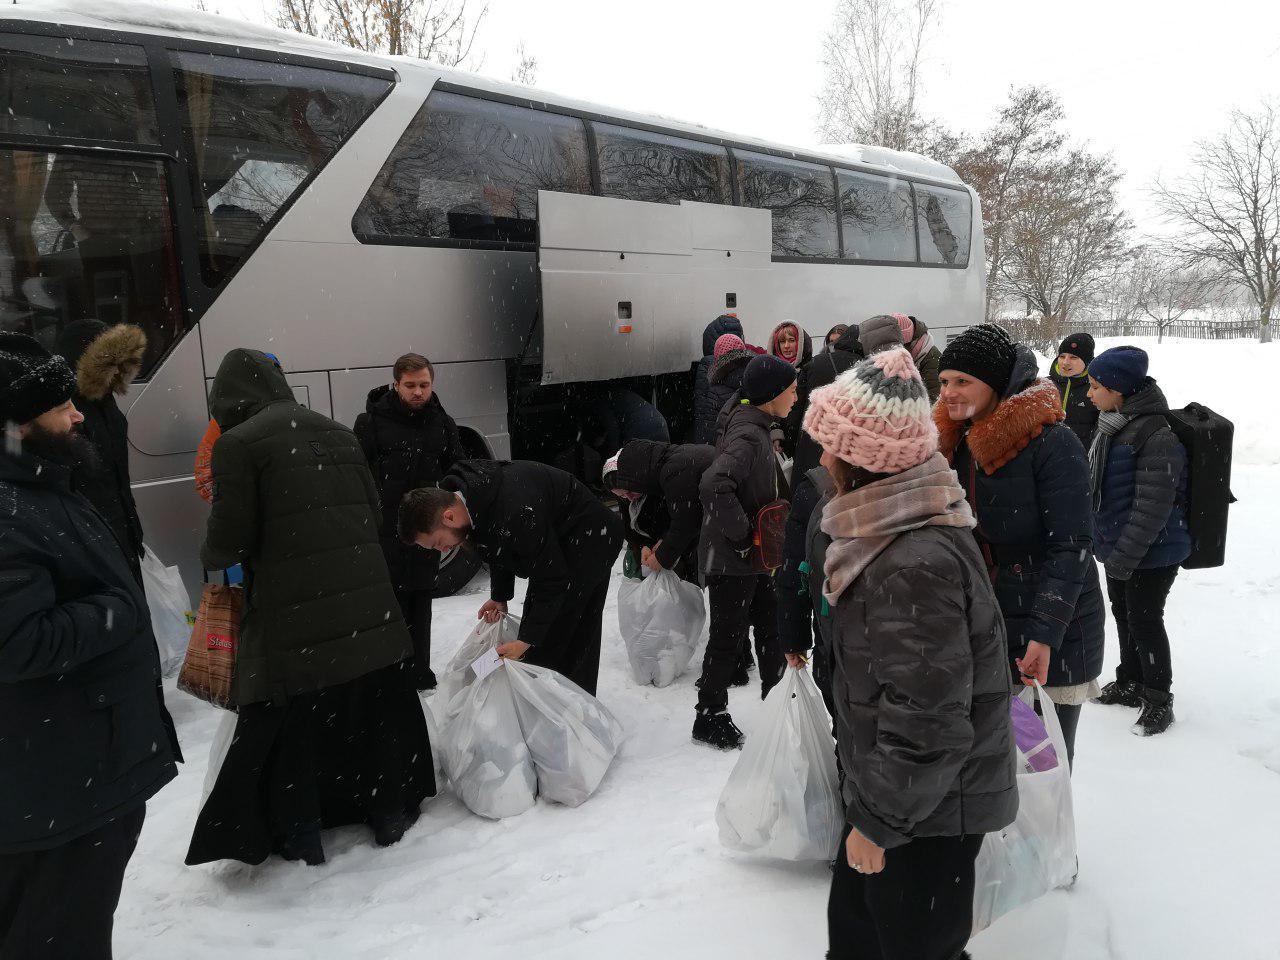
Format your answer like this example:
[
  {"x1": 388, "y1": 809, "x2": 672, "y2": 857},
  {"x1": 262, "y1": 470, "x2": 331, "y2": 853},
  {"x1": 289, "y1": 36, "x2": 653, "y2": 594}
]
[
  {"x1": 0, "y1": 148, "x2": 183, "y2": 377},
  {"x1": 915, "y1": 183, "x2": 972, "y2": 265},
  {"x1": 355, "y1": 91, "x2": 592, "y2": 246},
  {"x1": 173, "y1": 52, "x2": 389, "y2": 287},
  {"x1": 594, "y1": 123, "x2": 731, "y2": 205},
  {"x1": 0, "y1": 34, "x2": 159, "y2": 144},
  {"x1": 837, "y1": 170, "x2": 916, "y2": 262},
  {"x1": 736, "y1": 151, "x2": 839, "y2": 258}
]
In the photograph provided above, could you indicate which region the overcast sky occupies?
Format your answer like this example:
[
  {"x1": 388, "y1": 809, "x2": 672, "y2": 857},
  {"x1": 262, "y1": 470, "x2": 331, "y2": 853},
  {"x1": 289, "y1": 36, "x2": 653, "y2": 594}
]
[{"x1": 169, "y1": 0, "x2": 1280, "y2": 233}]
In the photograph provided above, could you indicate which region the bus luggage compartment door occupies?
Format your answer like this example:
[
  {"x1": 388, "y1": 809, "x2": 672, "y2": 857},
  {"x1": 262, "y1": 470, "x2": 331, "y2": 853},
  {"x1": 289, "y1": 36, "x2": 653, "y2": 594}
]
[{"x1": 537, "y1": 190, "x2": 693, "y2": 386}]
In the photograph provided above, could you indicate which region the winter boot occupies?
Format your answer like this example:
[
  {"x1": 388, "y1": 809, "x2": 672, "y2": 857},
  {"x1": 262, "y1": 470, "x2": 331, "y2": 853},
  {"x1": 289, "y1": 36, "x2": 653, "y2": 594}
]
[
  {"x1": 278, "y1": 829, "x2": 325, "y2": 866},
  {"x1": 1132, "y1": 689, "x2": 1175, "y2": 737},
  {"x1": 693, "y1": 710, "x2": 745, "y2": 750},
  {"x1": 1093, "y1": 678, "x2": 1142, "y2": 707},
  {"x1": 730, "y1": 664, "x2": 751, "y2": 687},
  {"x1": 373, "y1": 806, "x2": 421, "y2": 847}
]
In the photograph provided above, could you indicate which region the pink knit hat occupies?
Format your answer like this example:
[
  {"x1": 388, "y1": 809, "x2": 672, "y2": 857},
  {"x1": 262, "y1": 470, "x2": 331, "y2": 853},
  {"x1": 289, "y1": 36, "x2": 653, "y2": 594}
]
[
  {"x1": 713, "y1": 333, "x2": 746, "y2": 359},
  {"x1": 893, "y1": 313, "x2": 914, "y2": 343},
  {"x1": 803, "y1": 346, "x2": 938, "y2": 474}
]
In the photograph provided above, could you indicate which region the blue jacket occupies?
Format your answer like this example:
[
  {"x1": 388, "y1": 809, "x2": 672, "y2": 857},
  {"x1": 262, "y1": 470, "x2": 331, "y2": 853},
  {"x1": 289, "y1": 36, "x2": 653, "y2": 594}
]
[{"x1": 1093, "y1": 379, "x2": 1191, "y2": 579}]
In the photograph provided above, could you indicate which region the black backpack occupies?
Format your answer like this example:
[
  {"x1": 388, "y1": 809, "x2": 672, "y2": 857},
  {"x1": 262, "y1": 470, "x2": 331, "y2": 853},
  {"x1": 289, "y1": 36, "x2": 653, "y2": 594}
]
[{"x1": 1132, "y1": 403, "x2": 1235, "y2": 569}]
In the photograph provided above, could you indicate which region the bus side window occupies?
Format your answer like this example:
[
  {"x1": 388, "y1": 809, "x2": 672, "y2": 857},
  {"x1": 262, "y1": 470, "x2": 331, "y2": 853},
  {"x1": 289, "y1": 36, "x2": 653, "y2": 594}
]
[
  {"x1": 837, "y1": 170, "x2": 917, "y2": 263},
  {"x1": 593, "y1": 123, "x2": 732, "y2": 206},
  {"x1": 735, "y1": 151, "x2": 840, "y2": 259},
  {"x1": 353, "y1": 90, "x2": 592, "y2": 247},
  {"x1": 172, "y1": 52, "x2": 390, "y2": 288},
  {"x1": 914, "y1": 183, "x2": 972, "y2": 266}
]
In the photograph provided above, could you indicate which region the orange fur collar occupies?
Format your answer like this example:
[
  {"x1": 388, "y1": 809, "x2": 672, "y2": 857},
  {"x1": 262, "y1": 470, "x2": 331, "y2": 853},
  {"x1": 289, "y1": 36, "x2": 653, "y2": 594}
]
[{"x1": 934, "y1": 379, "x2": 1065, "y2": 475}]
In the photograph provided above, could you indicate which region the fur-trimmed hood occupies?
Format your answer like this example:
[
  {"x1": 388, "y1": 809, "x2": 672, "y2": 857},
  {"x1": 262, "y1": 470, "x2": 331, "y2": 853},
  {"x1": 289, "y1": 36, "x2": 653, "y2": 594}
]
[
  {"x1": 935, "y1": 346, "x2": 1065, "y2": 475},
  {"x1": 56, "y1": 321, "x2": 147, "y2": 402},
  {"x1": 710, "y1": 348, "x2": 754, "y2": 385}
]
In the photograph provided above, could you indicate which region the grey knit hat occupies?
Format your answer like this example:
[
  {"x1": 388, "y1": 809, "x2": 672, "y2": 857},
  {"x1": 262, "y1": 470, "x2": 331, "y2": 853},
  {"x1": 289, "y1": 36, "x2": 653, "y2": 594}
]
[{"x1": 858, "y1": 314, "x2": 907, "y2": 356}]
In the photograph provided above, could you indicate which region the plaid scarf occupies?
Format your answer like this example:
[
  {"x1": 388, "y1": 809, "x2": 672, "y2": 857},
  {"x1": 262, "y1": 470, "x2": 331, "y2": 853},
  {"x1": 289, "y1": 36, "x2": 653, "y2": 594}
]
[
  {"x1": 1088, "y1": 411, "x2": 1130, "y2": 509},
  {"x1": 821, "y1": 451, "x2": 975, "y2": 604}
]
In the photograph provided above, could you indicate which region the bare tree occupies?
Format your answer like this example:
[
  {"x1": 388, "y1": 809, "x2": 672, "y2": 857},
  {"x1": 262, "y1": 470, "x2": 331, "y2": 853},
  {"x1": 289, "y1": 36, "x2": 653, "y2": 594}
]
[
  {"x1": 1130, "y1": 247, "x2": 1219, "y2": 342},
  {"x1": 277, "y1": 0, "x2": 487, "y2": 65},
  {"x1": 1153, "y1": 104, "x2": 1280, "y2": 343},
  {"x1": 510, "y1": 42, "x2": 537, "y2": 86},
  {"x1": 816, "y1": 0, "x2": 941, "y2": 151},
  {"x1": 998, "y1": 147, "x2": 1131, "y2": 326}
]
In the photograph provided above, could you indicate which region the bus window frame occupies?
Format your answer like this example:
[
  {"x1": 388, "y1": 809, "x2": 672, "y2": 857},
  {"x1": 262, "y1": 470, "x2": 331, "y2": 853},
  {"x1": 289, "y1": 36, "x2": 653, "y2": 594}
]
[{"x1": 0, "y1": 19, "x2": 396, "y2": 380}]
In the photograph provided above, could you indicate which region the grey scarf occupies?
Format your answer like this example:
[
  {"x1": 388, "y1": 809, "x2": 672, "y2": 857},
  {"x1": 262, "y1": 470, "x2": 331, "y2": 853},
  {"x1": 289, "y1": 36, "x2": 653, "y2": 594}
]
[{"x1": 1088, "y1": 411, "x2": 1130, "y2": 508}]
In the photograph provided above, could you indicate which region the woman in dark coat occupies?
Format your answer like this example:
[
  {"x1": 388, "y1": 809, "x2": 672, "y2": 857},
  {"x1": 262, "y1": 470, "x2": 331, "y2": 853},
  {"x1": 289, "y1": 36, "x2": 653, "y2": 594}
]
[
  {"x1": 54, "y1": 320, "x2": 147, "y2": 581},
  {"x1": 936, "y1": 324, "x2": 1105, "y2": 768},
  {"x1": 188, "y1": 349, "x2": 433, "y2": 868},
  {"x1": 692, "y1": 314, "x2": 744, "y2": 443},
  {"x1": 354, "y1": 354, "x2": 465, "y2": 690},
  {"x1": 700, "y1": 344, "x2": 755, "y2": 444}
]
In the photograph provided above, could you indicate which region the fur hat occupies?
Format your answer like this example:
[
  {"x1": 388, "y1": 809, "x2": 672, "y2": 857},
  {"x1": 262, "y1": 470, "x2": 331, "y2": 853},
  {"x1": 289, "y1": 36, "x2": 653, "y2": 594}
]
[
  {"x1": 0, "y1": 332, "x2": 76, "y2": 426},
  {"x1": 803, "y1": 346, "x2": 937, "y2": 474},
  {"x1": 56, "y1": 321, "x2": 148, "y2": 401},
  {"x1": 939, "y1": 323, "x2": 1018, "y2": 395}
]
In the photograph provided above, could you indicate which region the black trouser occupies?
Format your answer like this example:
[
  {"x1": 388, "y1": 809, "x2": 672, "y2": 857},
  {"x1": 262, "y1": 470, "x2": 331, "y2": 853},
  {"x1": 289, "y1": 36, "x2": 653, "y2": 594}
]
[
  {"x1": 1107, "y1": 564, "x2": 1179, "y2": 694},
  {"x1": 827, "y1": 827, "x2": 983, "y2": 960},
  {"x1": 698, "y1": 573, "x2": 784, "y2": 713},
  {"x1": 1055, "y1": 702, "x2": 1081, "y2": 771},
  {"x1": 0, "y1": 805, "x2": 145, "y2": 960},
  {"x1": 395, "y1": 587, "x2": 435, "y2": 688}
]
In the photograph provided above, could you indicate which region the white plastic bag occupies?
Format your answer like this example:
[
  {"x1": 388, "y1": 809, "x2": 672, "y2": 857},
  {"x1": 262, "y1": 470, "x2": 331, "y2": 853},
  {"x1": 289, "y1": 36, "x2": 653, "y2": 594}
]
[
  {"x1": 434, "y1": 614, "x2": 522, "y2": 723},
  {"x1": 972, "y1": 682, "x2": 1078, "y2": 934},
  {"x1": 200, "y1": 710, "x2": 238, "y2": 809},
  {"x1": 439, "y1": 668, "x2": 539, "y2": 820},
  {"x1": 616, "y1": 569, "x2": 706, "y2": 687},
  {"x1": 506, "y1": 660, "x2": 624, "y2": 807},
  {"x1": 716, "y1": 667, "x2": 842, "y2": 861},
  {"x1": 140, "y1": 545, "x2": 193, "y2": 676}
]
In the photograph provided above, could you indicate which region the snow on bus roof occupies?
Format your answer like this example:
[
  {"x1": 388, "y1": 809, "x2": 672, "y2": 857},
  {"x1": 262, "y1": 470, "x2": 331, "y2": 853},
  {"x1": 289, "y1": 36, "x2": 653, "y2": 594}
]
[{"x1": 2, "y1": 0, "x2": 964, "y2": 187}]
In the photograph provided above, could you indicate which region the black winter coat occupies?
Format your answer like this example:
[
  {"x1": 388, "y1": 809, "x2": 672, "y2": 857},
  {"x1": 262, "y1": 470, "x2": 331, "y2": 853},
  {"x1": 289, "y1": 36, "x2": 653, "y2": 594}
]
[
  {"x1": 1049, "y1": 362, "x2": 1099, "y2": 449},
  {"x1": 0, "y1": 446, "x2": 179, "y2": 854},
  {"x1": 792, "y1": 326, "x2": 866, "y2": 479},
  {"x1": 937, "y1": 347, "x2": 1106, "y2": 688},
  {"x1": 614, "y1": 440, "x2": 715, "y2": 569},
  {"x1": 55, "y1": 321, "x2": 147, "y2": 576},
  {"x1": 698, "y1": 348, "x2": 754, "y2": 446},
  {"x1": 699, "y1": 397, "x2": 783, "y2": 577},
  {"x1": 828, "y1": 523, "x2": 1018, "y2": 850},
  {"x1": 692, "y1": 314, "x2": 745, "y2": 444},
  {"x1": 203, "y1": 349, "x2": 410, "y2": 706},
  {"x1": 441, "y1": 460, "x2": 621, "y2": 650},
  {"x1": 354, "y1": 387, "x2": 464, "y2": 592}
]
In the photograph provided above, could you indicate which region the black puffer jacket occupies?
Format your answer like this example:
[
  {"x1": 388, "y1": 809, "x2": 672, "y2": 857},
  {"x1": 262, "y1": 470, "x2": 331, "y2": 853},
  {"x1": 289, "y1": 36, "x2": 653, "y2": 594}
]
[
  {"x1": 441, "y1": 460, "x2": 622, "y2": 650},
  {"x1": 55, "y1": 321, "x2": 146, "y2": 576},
  {"x1": 828, "y1": 522, "x2": 1018, "y2": 850},
  {"x1": 937, "y1": 346, "x2": 1106, "y2": 687},
  {"x1": 203, "y1": 349, "x2": 410, "y2": 706},
  {"x1": 692, "y1": 314, "x2": 745, "y2": 444},
  {"x1": 0, "y1": 445, "x2": 179, "y2": 854},
  {"x1": 792, "y1": 326, "x2": 866, "y2": 478},
  {"x1": 614, "y1": 440, "x2": 716, "y2": 569},
  {"x1": 1049, "y1": 361, "x2": 1099, "y2": 449},
  {"x1": 699, "y1": 398, "x2": 783, "y2": 577},
  {"x1": 699, "y1": 348, "x2": 754, "y2": 446},
  {"x1": 354, "y1": 386, "x2": 464, "y2": 592}
]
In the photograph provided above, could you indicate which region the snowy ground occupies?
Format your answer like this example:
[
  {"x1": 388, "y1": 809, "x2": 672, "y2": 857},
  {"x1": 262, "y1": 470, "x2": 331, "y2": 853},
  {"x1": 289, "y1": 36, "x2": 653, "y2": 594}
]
[{"x1": 117, "y1": 338, "x2": 1280, "y2": 959}]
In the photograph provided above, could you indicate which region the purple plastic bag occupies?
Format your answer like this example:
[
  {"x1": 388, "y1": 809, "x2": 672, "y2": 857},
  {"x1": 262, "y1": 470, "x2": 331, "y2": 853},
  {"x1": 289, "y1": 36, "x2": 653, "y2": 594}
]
[{"x1": 1010, "y1": 696, "x2": 1059, "y2": 772}]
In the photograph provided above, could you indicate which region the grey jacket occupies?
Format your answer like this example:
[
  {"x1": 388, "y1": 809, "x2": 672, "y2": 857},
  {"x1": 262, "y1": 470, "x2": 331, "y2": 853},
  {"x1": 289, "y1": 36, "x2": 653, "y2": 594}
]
[
  {"x1": 699, "y1": 397, "x2": 783, "y2": 577},
  {"x1": 829, "y1": 525, "x2": 1018, "y2": 849}
]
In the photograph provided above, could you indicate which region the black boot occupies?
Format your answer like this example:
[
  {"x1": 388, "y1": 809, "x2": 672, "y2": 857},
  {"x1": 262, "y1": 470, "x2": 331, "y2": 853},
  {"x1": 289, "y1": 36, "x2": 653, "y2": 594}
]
[
  {"x1": 1093, "y1": 678, "x2": 1142, "y2": 707},
  {"x1": 1132, "y1": 689, "x2": 1175, "y2": 737},
  {"x1": 278, "y1": 829, "x2": 325, "y2": 866},
  {"x1": 693, "y1": 710, "x2": 744, "y2": 750},
  {"x1": 730, "y1": 664, "x2": 750, "y2": 687}
]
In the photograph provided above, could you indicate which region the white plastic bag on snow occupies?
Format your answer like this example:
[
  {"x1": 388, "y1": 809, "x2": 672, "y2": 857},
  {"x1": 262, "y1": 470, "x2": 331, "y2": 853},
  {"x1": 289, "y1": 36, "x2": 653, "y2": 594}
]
[
  {"x1": 716, "y1": 667, "x2": 842, "y2": 860},
  {"x1": 972, "y1": 682, "x2": 1078, "y2": 934},
  {"x1": 140, "y1": 545, "x2": 193, "y2": 675},
  {"x1": 439, "y1": 667, "x2": 538, "y2": 820},
  {"x1": 200, "y1": 709, "x2": 239, "y2": 809},
  {"x1": 434, "y1": 614, "x2": 522, "y2": 723},
  {"x1": 616, "y1": 569, "x2": 706, "y2": 687},
  {"x1": 505, "y1": 660, "x2": 624, "y2": 807}
]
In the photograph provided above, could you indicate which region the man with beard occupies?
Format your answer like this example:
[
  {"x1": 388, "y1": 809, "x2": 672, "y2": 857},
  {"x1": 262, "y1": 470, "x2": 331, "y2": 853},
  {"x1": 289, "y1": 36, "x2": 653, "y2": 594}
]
[
  {"x1": 398, "y1": 460, "x2": 622, "y2": 697},
  {"x1": 0, "y1": 332, "x2": 180, "y2": 960}
]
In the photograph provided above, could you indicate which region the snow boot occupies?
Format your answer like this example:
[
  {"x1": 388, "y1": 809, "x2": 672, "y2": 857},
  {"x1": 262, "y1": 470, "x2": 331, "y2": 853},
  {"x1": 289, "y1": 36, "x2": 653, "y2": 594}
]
[
  {"x1": 693, "y1": 710, "x2": 744, "y2": 750},
  {"x1": 374, "y1": 806, "x2": 421, "y2": 847},
  {"x1": 1093, "y1": 678, "x2": 1142, "y2": 708},
  {"x1": 279, "y1": 830, "x2": 325, "y2": 866},
  {"x1": 1132, "y1": 689, "x2": 1175, "y2": 737},
  {"x1": 730, "y1": 664, "x2": 751, "y2": 687}
]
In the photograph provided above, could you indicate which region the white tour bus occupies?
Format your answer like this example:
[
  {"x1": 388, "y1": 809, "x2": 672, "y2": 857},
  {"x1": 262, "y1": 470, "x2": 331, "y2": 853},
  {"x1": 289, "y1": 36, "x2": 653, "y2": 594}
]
[{"x1": 0, "y1": 1, "x2": 985, "y2": 592}]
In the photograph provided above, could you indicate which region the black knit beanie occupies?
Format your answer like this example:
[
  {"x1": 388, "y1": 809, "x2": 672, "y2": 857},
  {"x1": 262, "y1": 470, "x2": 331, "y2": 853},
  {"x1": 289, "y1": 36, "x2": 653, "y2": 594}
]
[
  {"x1": 742, "y1": 354, "x2": 797, "y2": 405},
  {"x1": 1057, "y1": 332, "x2": 1095, "y2": 364},
  {"x1": 0, "y1": 332, "x2": 76, "y2": 426},
  {"x1": 939, "y1": 323, "x2": 1018, "y2": 395}
]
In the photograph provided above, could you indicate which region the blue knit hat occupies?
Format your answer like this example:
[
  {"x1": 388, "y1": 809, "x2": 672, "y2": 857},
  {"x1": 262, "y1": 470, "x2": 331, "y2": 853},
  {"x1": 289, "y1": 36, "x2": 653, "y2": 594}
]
[
  {"x1": 742, "y1": 354, "x2": 797, "y2": 405},
  {"x1": 1089, "y1": 346, "x2": 1149, "y2": 397}
]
